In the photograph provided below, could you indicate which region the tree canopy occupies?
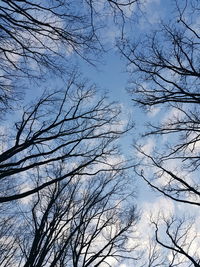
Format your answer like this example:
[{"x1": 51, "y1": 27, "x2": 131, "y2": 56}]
[{"x1": 1, "y1": 0, "x2": 200, "y2": 266}]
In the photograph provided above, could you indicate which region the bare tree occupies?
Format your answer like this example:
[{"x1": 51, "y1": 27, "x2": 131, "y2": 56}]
[
  {"x1": 119, "y1": 0, "x2": 200, "y2": 265},
  {"x1": 0, "y1": 2, "x2": 142, "y2": 264},
  {"x1": 150, "y1": 215, "x2": 200, "y2": 267},
  {"x1": 0, "y1": 207, "x2": 18, "y2": 267},
  {"x1": 0, "y1": 73, "x2": 134, "y2": 203},
  {"x1": 0, "y1": 162, "x2": 138, "y2": 267},
  {"x1": 0, "y1": 0, "x2": 140, "y2": 112},
  {"x1": 121, "y1": 0, "x2": 200, "y2": 209},
  {"x1": 0, "y1": 68, "x2": 139, "y2": 265},
  {"x1": 138, "y1": 238, "x2": 167, "y2": 267}
]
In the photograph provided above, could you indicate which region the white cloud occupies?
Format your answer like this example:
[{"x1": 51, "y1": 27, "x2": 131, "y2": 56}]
[
  {"x1": 142, "y1": 197, "x2": 175, "y2": 222},
  {"x1": 147, "y1": 106, "x2": 160, "y2": 117},
  {"x1": 139, "y1": 137, "x2": 155, "y2": 157},
  {"x1": 129, "y1": 197, "x2": 175, "y2": 252},
  {"x1": 162, "y1": 106, "x2": 184, "y2": 125},
  {"x1": 138, "y1": 0, "x2": 161, "y2": 28},
  {"x1": 0, "y1": 126, "x2": 8, "y2": 153}
]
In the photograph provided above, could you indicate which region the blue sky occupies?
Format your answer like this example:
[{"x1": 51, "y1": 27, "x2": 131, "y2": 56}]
[
  {"x1": 74, "y1": 2, "x2": 200, "y2": 264},
  {"x1": 2, "y1": 0, "x2": 199, "y2": 265},
  {"x1": 12, "y1": 0, "x2": 192, "y2": 222},
  {"x1": 74, "y1": 0, "x2": 168, "y2": 201}
]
